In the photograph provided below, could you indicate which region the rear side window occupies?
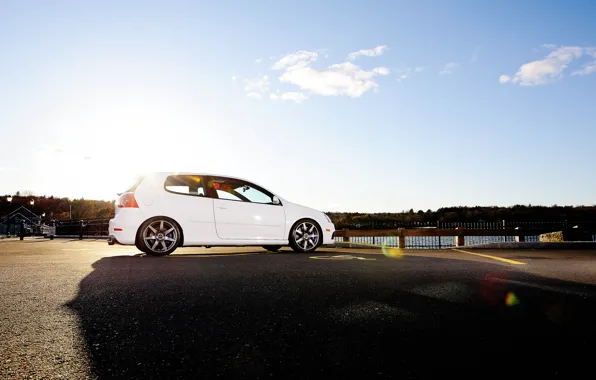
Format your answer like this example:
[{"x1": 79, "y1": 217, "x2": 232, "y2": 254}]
[{"x1": 164, "y1": 175, "x2": 205, "y2": 196}]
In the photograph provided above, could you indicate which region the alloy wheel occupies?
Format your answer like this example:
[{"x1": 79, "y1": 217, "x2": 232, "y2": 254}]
[
  {"x1": 293, "y1": 222, "x2": 319, "y2": 251},
  {"x1": 143, "y1": 220, "x2": 178, "y2": 254}
]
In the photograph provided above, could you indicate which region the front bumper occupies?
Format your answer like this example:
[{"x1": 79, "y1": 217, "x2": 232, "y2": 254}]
[{"x1": 322, "y1": 223, "x2": 335, "y2": 245}]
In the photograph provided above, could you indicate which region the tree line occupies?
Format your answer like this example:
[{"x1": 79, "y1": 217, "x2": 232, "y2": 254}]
[
  {"x1": 2, "y1": 194, "x2": 595, "y2": 228},
  {"x1": 328, "y1": 205, "x2": 596, "y2": 229},
  {"x1": 1, "y1": 194, "x2": 113, "y2": 221}
]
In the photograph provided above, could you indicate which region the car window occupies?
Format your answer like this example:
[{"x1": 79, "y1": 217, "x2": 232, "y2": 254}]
[
  {"x1": 216, "y1": 189, "x2": 241, "y2": 201},
  {"x1": 212, "y1": 177, "x2": 275, "y2": 204},
  {"x1": 164, "y1": 175, "x2": 205, "y2": 196},
  {"x1": 235, "y1": 185, "x2": 273, "y2": 203}
]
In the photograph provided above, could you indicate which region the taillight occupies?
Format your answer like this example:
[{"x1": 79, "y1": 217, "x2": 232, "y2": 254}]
[{"x1": 118, "y1": 192, "x2": 139, "y2": 208}]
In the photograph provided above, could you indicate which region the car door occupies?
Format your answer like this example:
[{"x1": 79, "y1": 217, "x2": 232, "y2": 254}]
[
  {"x1": 207, "y1": 176, "x2": 285, "y2": 240},
  {"x1": 161, "y1": 174, "x2": 216, "y2": 244}
]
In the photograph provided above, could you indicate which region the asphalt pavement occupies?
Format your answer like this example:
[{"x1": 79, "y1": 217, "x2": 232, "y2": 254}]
[{"x1": 1, "y1": 239, "x2": 595, "y2": 379}]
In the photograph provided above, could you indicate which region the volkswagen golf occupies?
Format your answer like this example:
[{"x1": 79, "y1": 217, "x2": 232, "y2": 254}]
[{"x1": 108, "y1": 173, "x2": 335, "y2": 256}]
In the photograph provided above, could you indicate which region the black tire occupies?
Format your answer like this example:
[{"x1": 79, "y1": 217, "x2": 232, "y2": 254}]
[
  {"x1": 289, "y1": 219, "x2": 322, "y2": 253},
  {"x1": 135, "y1": 241, "x2": 148, "y2": 253},
  {"x1": 263, "y1": 245, "x2": 282, "y2": 252},
  {"x1": 136, "y1": 217, "x2": 181, "y2": 256}
]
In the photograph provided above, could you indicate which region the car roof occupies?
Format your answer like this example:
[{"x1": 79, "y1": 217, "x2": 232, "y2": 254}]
[{"x1": 152, "y1": 172, "x2": 254, "y2": 182}]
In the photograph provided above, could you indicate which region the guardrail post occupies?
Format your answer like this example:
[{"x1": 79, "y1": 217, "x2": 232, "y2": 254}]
[
  {"x1": 515, "y1": 227, "x2": 525, "y2": 242},
  {"x1": 455, "y1": 227, "x2": 465, "y2": 247},
  {"x1": 343, "y1": 228, "x2": 349, "y2": 243},
  {"x1": 398, "y1": 228, "x2": 406, "y2": 249}
]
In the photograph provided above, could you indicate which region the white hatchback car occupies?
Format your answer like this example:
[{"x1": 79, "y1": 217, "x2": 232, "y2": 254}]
[{"x1": 108, "y1": 173, "x2": 335, "y2": 256}]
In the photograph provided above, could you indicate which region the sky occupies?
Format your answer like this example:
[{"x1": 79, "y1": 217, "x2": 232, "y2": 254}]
[{"x1": 1, "y1": 0, "x2": 596, "y2": 212}]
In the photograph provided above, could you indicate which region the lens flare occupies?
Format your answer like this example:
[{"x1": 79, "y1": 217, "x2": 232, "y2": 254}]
[
  {"x1": 382, "y1": 246, "x2": 404, "y2": 258},
  {"x1": 505, "y1": 292, "x2": 519, "y2": 307},
  {"x1": 381, "y1": 237, "x2": 404, "y2": 258},
  {"x1": 481, "y1": 272, "x2": 508, "y2": 306}
]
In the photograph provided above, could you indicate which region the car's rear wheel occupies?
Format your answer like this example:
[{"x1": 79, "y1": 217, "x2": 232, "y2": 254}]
[
  {"x1": 263, "y1": 245, "x2": 282, "y2": 252},
  {"x1": 137, "y1": 218, "x2": 180, "y2": 256},
  {"x1": 289, "y1": 219, "x2": 321, "y2": 253}
]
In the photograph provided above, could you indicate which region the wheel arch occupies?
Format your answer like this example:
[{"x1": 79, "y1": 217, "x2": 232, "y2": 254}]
[
  {"x1": 135, "y1": 215, "x2": 185, "y2": 248},
  {"x1": 288, "y1": 217, "x2": 323, "y2": 247}
]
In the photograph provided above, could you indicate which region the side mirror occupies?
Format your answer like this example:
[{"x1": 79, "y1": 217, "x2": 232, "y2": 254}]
[{"x1": 272, "y1": 196, "x2": 281, "y2": 205}]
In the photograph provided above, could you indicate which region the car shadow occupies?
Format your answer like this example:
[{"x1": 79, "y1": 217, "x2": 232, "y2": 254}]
[
  {"x1": 167, "y1": 251, "x2": 268, "y2": 257},
  {"x1": 65, "y1": 254, "x2": 596, "y2": 378}
]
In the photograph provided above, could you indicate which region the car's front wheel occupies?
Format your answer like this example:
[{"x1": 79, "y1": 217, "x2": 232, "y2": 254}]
[
  {"x1": 137, "y1": 218, "x2": 181, "y2": 256},
  {"x1": 289, "y1": 219, "x2": 321, "y2": 253}
]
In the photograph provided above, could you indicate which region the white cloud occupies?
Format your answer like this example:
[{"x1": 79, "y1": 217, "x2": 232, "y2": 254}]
[
  {"x1": 272, "y1": 51, "x2": 318, "y2": 70},
  {"x1": 255, "y1": 58, "x2": 263, "y2": 64},
  {"x1": 270, "y1": 92, "x2": 308, "y2": 103},
  {"x1": 347, "y1": 45, "x2": 388, "y2": 60},
  {"x1": 241, "y1": 48, "x2": 392, "y2": 102},
  {"x1": 395, "y1": 66, "x2": 424, "y2": 83},
  {"x1": 278, "y1": 58, "x2": 390, "y2": 98},
  {"x1": 572, "y1": 48, "x2": 596, "y2": 76},
  {"x1": 395, "y1": 68, "x2": 411, "y2": 82},
  {"x1": 244, "y1": 75, "x2": 270, "y2": 93},
  {"x1": 500, "y1": 45, "x2": 587, "y2": 86},
  {"x1": 372, "y1": 67, "x2": 390, "y2": 75},
  {"x1": 231, "y1": 75, "x2": 237, "y2": 81},
  {"x1": 499, "y1": 75, "x2": 511, "y2": 84},
  {"x1": 439, "y1": 62, "x2": 460, "y2": 75},
  {"x1": 572, "y1": 62, "x2": 596, "y2": 76}
]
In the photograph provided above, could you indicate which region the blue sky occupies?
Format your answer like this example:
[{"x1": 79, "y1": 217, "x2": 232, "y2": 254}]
[{"x1": 1, "y1": 0, "x2": 595, "y2": 212}]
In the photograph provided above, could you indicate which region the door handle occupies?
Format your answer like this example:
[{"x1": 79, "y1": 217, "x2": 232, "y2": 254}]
[{"x1": 217, "y1": 206, "x2": 227, "y2": 210}]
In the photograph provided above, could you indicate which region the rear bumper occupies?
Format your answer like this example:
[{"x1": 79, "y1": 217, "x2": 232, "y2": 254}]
[{"x1": 108, "y1": 211, "x2": 144, "y2": 245}]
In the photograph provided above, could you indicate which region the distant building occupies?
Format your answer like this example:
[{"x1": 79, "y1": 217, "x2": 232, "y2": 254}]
[{"x1": 0, "y1": 206, "x2": 42, "y2": 235}]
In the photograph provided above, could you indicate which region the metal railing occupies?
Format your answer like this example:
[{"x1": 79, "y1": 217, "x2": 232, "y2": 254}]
[
  {"x1": 331, "y1": 220, "x2": 596, "y2": 231},
  {"x1": 333, "y1": 235, "x2": 545, "y2": 249},
  {"x1": 333, "y1": 227, "x2": 594, "y2": 249},
  {"x1": 35, "y1": 217, "x2": 596, "y2": 246},
  {"x1": 54, "y1": 218, "x2": 110, "y2": 238}
]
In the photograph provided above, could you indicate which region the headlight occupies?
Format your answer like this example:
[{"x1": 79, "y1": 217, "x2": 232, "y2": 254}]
[{"x1": 324, "y1": 214, "x2": 332, "y2": 223}]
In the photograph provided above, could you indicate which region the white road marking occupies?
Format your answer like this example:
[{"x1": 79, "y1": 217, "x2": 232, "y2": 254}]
[{"x1": 310, "y1": 255, "x2": 376, "y2": 261}]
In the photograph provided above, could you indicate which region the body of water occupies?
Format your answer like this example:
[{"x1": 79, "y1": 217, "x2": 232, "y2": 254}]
[{"x1": 333, "y1": 235, "x2": 596, "y2": 249}]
